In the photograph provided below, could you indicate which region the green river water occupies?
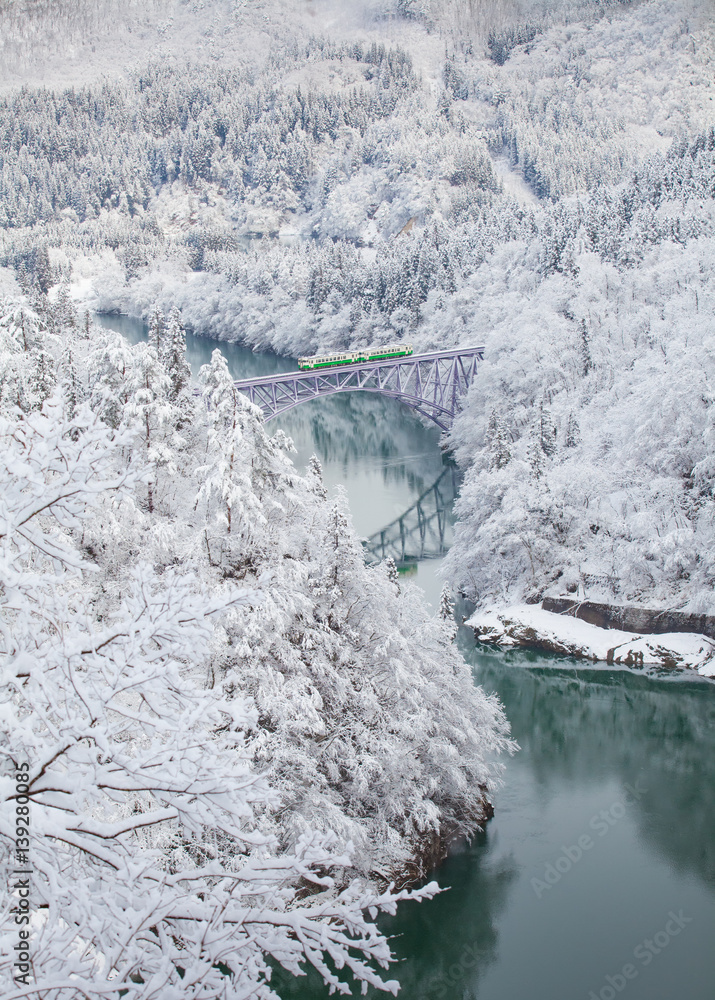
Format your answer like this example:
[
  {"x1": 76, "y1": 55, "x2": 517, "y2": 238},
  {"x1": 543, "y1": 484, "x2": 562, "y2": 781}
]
[{"x1": 99, "y1": 314, "x2": 715, "y2": 1000}]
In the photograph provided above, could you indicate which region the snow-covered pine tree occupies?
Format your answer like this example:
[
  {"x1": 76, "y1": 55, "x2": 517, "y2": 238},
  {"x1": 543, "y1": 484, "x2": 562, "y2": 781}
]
[
  {"x1": 565, "y1": 412, "x2": 581, "y2": 448},
  {"x1": 196, "y1": 349, "x2": 266, "y2": 572},
  {"x1": 486, "y1": 409, "x2": 511, "y2": 471},
  {"x1": 147, "y1": 303, "x2": 165, "y2": 354},
  {"x1": 439, "y1": 584, "x2": 454, "y2": 622},
  {"x1": 161, "y1": 305, "x2": 192, "y2": 407},
  {"x1": 0, "y1": 302, "x2": 44, "y2": 413},
  {"x1": 0, "y1": 393, "x2": 438, "y2": 1000},
  {"x1": 307, "y1": 453, "x2": 328, "y2": 500},
  {"x1": 60, "y1": 348, "x2": 82, "y2": 422},
  {"x1": 29, "y1": 348, "x2": 56, "y2": 408},
  {"x1": 123, "y1": 342, "x2": 186, "y2": 514},
  {"x1": 385, "y1": 554, "x2": 400, "y2": 587}
]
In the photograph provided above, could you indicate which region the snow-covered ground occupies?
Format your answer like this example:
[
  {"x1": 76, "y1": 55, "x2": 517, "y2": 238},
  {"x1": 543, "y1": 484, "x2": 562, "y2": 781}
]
[
  {"x1": 467, "y1": 604, "x2": 715, "y2": 677},
  {"x1": 0, "y1": 0, "x2": 445, "y2": 95}
]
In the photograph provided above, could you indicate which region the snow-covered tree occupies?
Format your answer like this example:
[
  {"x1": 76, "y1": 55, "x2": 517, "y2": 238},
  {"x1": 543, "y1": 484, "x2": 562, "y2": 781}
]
[
  {"x1": 0, "y1": 395, "x2": 438, "y2": 1000},
  {"x1": 122, "y1": 344, "x2": 186, "y2": 514},
  {"x1": 196, "y1": 349, "x2": 269, "y2": 571},
  {"x1": 0, "y1": 295, "x2": 517, "y2": 997},
  {"x1": 216, "y1": 484, "x2": 515, "y2": 878},
  {"x1": 147, "y1": 304, "x2": 165, "y2": 355},
  {"x1": 161, "y1": 306, "x2": 192, "y2": 407},
  {"x1": 384, "y1": 555, "x2": 400, "y2": 588}
]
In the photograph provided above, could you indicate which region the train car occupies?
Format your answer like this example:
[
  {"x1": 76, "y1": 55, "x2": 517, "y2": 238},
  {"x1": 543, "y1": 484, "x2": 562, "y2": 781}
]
[{"x1": 297, "y1": 344, "x2": 413, "y2": 370}]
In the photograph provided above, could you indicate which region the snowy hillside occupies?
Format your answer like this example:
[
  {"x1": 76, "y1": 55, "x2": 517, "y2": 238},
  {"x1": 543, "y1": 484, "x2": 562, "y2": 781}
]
[
  {"x1": 1, "y1": 0, "x2": 713, "y2": 611},
  {"x1": 0, "y1": 294, "x2": 514, "y2": 997}
]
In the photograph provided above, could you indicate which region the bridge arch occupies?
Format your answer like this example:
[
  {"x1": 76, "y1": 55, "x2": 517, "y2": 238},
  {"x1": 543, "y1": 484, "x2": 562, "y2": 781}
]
[
  {"x1": 232, "y1": 347, "x2": 484, "y2": 431},
  {"x1": 264, "y1": 385, "x2": 456, "y2": 430}
]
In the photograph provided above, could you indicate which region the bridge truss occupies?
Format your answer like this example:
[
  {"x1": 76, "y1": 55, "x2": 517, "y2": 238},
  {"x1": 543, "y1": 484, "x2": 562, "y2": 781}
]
[{"x1": 233, "y1": 347, "x2": 484, "y2": 430}]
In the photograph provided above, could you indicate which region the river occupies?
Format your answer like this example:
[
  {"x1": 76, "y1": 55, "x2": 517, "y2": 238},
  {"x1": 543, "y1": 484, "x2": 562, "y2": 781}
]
[
  {"x1": 98, "y1": 314, "x2": 715, "y2": 1000},
  {"x1": 97, "y1": 313, "x2": 455, "y2": 607}
]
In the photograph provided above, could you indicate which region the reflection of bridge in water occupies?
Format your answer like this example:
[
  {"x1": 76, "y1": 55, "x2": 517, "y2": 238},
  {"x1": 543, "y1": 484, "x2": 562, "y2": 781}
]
[{"x1": 363, "y1": 465, "x2": 461, "y2": 567}]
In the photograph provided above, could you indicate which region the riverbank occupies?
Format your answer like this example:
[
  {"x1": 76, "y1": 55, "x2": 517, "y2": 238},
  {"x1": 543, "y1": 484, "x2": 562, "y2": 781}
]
[
  {"x1": 466, "y1": 604, "x2": 715, "y2": 678},
  {"x1": 272, "y1": 643, "x2": 715, "y2": 1000}
]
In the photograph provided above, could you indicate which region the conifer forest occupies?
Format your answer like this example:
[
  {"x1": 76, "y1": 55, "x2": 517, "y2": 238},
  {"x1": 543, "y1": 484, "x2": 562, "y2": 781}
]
[{"x1": 1, "y1": 2, "x2": 714, "y2": 998}]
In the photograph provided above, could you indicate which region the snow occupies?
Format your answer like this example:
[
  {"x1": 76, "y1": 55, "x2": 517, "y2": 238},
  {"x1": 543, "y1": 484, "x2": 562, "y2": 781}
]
[
  {"x1": 2, "y1": 0, "x2": 713, "y2": 624},
  {"x1": 492, "y1": 156, "x2": 539, "y2": 206},
  {"x1": 2, "y1": 0, "x2": 714, "y2": 988},
  {"x1": 0, "y1": 295, "x2": 514, "y2": 997},
  {"x1": 467, "y1": 604, "x2": 715, "y2": 677}
]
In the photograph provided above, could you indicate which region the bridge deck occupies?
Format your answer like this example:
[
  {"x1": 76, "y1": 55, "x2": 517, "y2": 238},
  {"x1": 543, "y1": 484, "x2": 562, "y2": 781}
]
[
  {"x1": 230, "y1": 346, "x2": 484, "y2": 430},
  {"x1": 232, "y1": 347, "x2": 484, "y2": 389}
]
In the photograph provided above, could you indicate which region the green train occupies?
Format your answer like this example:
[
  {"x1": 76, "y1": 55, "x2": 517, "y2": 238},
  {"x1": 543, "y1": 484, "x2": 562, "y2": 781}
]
[{"x1": 297, "y1": 343, "x2": 413, "y2": 370}]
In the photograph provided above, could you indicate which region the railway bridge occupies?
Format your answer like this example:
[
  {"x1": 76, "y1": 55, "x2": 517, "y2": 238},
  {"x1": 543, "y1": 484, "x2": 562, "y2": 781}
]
[{"x1": 232, "y1": 346, "x2": 484, "y2": 431}]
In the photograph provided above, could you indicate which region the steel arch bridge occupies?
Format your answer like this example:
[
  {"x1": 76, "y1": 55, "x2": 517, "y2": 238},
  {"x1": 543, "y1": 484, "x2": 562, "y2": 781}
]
[{"x1": 233, "y1": 347, "x2": 484, "y2": 431}]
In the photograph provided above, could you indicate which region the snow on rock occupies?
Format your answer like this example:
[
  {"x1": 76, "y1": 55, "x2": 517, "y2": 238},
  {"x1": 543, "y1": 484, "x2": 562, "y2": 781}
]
[{"x1": 467, "y1": 605, "x2": 715, "y2": 678}]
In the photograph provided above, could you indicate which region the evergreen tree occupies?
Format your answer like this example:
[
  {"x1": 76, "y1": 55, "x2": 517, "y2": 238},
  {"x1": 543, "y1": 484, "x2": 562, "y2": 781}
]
[
  {"x1": 61, "y1": 349, "x2": 82, "y2": 422},
  {"x1": 580, "y1": 319, "x2": 593, "y2": 376},
  {"x1": 162, "y1": 305, "x2": 192, "y2": 411},
  {"x1": 29, "y1": 348, "x2": 57, "y2": 408},
  {"x1": 537, "y1": 400, "x2": 557, "y2": 458},
  {"x1": 123, "y1": 345, "x2": 183, "y2": 515},
  {"x1": 487, "y1": 410, "x2": 511, "y2": 471},
  {"x1": 34, "y1": 244, "x2": 53, "y2": 293},
  {"x1": 319, "y1": 488, "x2": 364, "y2": 593},
  {"x1": 565, "y1": 412, "x2": 581, "y2": 449},
  {"x1": 147, "y1": 304, "x2": 165, "y2": 354},
  {"x1": 384, "y1": 554, "x2": 399, "y2": 588},
  {"x1": 439, "y1": 584, "x2": 454, "y2": 622},
  {"x1": 528, "y1": 428, "x2": 545, "y2": 481},
  {"x1": 197, "y1": 349, "x2": 266, "y2": 572},
  {"x1": 307, "y1": 453, "x2": 328, "y2": 500}
]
